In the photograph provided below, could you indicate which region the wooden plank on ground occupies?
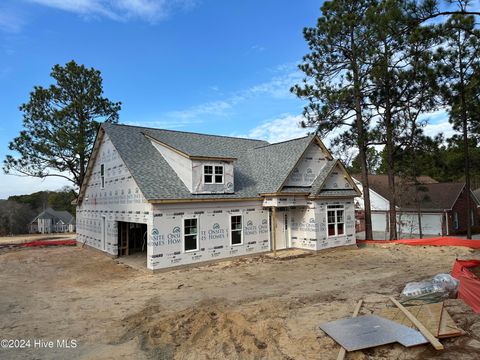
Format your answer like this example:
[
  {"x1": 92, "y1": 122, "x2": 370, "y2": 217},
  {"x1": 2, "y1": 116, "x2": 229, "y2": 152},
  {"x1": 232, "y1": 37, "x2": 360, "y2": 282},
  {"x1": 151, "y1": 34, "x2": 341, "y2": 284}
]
[
  {"x1": 337, "y1": 300, "x2": 363, "y2": 360},
  {"x1": 389, "y1": 297, "x2": 444, "y2": 351},
  {"x1": 438, "y1": 308, "x2": 465, "y2": 338},
  {"x1": 378, "y1": 302, "x2": 463, "y2": 338}
]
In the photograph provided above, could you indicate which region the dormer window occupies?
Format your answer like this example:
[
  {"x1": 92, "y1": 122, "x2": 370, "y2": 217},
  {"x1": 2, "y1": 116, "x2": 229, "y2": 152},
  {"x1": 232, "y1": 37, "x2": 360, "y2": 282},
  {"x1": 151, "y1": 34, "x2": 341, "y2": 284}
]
[{"x1": 204, "y1": 165, "x2": 224, "y2": 184}]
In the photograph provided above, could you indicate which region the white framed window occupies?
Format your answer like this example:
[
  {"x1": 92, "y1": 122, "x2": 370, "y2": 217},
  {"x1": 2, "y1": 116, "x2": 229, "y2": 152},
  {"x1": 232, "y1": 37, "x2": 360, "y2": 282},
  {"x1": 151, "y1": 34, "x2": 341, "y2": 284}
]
[
  {"x1": 327, "y1": 204, "x2": 344, "y2": 237},
  {"x1": 230, "y1": 215, "x2": 243, "y2": 245},
  {"x1": 204, "y1": 165, "x2": 224, "y2": 184},
  {"x1": 184, "y1": 218, "x2": 198, "y2": 252},
  {"x1": 453, "y1": 212, "x2": 459, "y2": 230},
  {"x1": 100, "y1": 164, "x2": 105, "y2": 188}
]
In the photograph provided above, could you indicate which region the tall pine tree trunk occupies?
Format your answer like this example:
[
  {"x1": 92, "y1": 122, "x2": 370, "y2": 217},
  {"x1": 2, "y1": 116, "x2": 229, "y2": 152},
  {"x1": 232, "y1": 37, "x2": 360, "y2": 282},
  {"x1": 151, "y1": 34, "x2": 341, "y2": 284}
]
[
  {"x1": 460, "y1": 77, "x2": 472, "y2": 239},
  {"x1": 358, "y1": 135, "x2": 373, "y2": 240},
  {"x1": 386, "y1": 105, "x2": 398, "y2": 240},
  {"x1": 459, "y1": 36, "x2": 472, "y2": 240},
  {"x1": 416, "y1": 188, "x2": 423, "y2": 239},
  {"x1": 382, "y1": 39, "x2": 397, "y2": 240},
  {"x1": 351, "y1": 29, "x2": 373, "y2": 241},
  {"x1": 412, "y1": 149, "x2": 423, "y2": 238}
]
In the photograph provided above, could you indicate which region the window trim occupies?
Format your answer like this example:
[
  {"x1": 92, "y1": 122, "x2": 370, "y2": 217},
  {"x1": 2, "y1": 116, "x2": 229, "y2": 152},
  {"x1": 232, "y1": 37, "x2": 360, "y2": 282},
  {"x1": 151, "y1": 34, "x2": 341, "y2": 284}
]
[
  {"x1": 214, "y1": 165, "x2": 224, "y2": 184},
  {"x1": 326, "y1": 204, "x2": 345, "y2": 237},
  {"x1": 183, "y1": 218, "x2": 199, "y2": 253},
  {"x1": 230, "y1": 214, "x2": 243, "y2": 246},
  {"x1": 453, "y1": 212, "x2": 459, "y2": 230},
  {"x1": 100, "y1": 164, "x2": 105, "y2": 189},
  {"x1": 203, "y1": 165, "x2": 213, "y2": 184},
  {"x1": 203, "y1": 164, "x2": 225, "y2": 185}
]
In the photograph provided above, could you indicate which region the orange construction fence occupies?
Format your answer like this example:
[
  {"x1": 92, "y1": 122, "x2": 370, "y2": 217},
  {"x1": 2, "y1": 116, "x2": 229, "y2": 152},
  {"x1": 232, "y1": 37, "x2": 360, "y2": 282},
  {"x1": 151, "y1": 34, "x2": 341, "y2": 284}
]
[
  {"x1": 451, "y1": 259, "x2": 480, "y2": 313},
  {"x1": 358, "y1": 237, "x2": 480, "y2": 249}
]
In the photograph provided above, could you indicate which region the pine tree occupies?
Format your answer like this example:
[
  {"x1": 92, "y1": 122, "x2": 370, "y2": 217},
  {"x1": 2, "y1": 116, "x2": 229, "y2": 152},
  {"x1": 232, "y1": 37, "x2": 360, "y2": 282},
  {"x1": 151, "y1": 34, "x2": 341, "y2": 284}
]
[
  {"x1": 3, "y1": 61, "x2": 121, "y2": 188},
  {"x1": 435, "y1": 3, "x2": 480, "y2": 239},
  {"x1": 292, "y1": 0, "x2": 376, "y2": 240}
]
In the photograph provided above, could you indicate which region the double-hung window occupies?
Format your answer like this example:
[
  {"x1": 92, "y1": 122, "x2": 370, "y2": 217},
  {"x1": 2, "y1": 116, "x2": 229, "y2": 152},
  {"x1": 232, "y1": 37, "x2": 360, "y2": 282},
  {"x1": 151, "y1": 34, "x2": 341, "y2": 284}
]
[
  {"x1": 184, "y1": 218, "x2": 198, "y2": 252},
  {"x1": 231, "y1": 215, "x2": 243, "y2": 245},
  {"x1": 327, "y1": 205, "x2": 344, "y2": 236},
  {"x1": 204, "y1": 165, "x2": 224, "y2": 184}
]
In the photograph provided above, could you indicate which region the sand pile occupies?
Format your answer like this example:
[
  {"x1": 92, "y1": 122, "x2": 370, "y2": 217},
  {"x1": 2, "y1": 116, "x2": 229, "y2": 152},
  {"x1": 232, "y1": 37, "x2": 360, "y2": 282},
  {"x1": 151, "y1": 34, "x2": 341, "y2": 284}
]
[{"x1": 120, "y1": 299, "x2": 308, "y2": 359}]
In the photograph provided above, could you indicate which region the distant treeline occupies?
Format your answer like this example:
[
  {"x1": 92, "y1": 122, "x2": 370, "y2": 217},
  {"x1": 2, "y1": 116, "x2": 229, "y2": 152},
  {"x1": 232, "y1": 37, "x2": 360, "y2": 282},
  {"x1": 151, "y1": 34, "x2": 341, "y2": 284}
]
[
  {"x1": 0, "y1": 187, "x2": 76, "y2": 236},
  {"x1": 347, "y1": 136, "x2": 480, "y2": 190}
]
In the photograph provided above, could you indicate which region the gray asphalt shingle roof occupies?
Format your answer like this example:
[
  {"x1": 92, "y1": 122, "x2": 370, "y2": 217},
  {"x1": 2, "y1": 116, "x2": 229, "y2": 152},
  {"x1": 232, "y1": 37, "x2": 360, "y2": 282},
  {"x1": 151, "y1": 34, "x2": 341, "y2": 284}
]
[
  {"x1": 246, "y1": 135, "x2": 315, "y2": 194},
  {"x1": 143, "y1": 128, "x2": 266, "y2": 159},
  {"x1": 354, "y1": 175, "x2": 476, "y2": 210},
  {"x1": 31, "y1": 208, "x2": 75, "y2": 225},
  {"x1": 101, "y1": 123, "x2": 351, "y2": 201}
]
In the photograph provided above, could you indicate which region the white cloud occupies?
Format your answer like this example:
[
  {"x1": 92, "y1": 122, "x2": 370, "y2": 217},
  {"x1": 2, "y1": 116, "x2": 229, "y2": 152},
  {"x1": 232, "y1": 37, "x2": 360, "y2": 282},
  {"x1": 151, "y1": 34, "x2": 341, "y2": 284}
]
[
  {"x1": 124, "y1": 118, "x2": 203, "y2": 129},
  {"x1": 165, "y1": 100, "x2": 232, "y2": 120},
  {"x1": 128, "y1": 63, "x2": 303, "y2": 127},
  {"x1": 0, "y1": 66, "x2": 13, "y2": 78},
  {"x1": 240, "y1": 68, "x2": 302, "y2": 100},
  {"x1": 419, "y1": 108, "x2": 458, "y2": 139},
  {"x1": 0, "y1": 7, "x2": 26, "y2": 33},
  {"x1": 423, "y1": 120, "x2": 457, "y2": 139},
  {"x1": 249, "y1": 44, "x2": 265, "y2": 53},
  {"x1": 238, "y1": 114, "x2": 310, "y2": 144},
  {"x1": 28, "y1": 0, "x2": 198, "y2": 22}
]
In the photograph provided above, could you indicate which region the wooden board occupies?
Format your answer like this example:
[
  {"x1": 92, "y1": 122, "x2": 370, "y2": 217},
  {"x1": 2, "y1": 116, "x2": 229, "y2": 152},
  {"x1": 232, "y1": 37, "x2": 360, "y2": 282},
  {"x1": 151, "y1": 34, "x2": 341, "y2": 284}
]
[
  {"x1": 378, "y1": 302, "x2": 463, "y2": 338},
  {"x1": 337, "y1": 300, "x2": 363, "y2": 360},
  {"x1": 388, "y1": 297, "x2": 444, "y2": 351},
  {"x1": 438, "y1": 308, "x2": 465, "y2": 338}
]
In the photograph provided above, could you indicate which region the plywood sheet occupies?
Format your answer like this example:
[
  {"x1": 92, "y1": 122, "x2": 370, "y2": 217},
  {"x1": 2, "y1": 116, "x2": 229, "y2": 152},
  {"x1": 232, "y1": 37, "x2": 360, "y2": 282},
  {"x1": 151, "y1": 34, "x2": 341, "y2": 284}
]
[{"x1": 378, "y1": 303, "x2": 463, "y2": 338}]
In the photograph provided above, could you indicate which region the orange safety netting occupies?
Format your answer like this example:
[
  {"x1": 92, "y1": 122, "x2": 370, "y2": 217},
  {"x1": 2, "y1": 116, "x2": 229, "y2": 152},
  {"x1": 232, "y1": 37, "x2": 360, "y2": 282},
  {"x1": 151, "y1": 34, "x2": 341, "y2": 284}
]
[
  {"x1": 358, "y1": 237, "x2": 480, "y2": 249},
  {"x1": 20, "y1": 240, "x2": 77, "y2": 247},
  {"x1": 451, "y1": 259, "x2": 480, "y2": 313}
]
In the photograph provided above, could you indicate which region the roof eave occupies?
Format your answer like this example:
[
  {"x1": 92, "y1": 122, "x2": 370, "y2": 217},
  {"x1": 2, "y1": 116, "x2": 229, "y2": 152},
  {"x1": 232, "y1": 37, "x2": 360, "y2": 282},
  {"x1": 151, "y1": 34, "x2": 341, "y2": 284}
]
[{"x1": 147, "y1": 197, "x2": 263, "y2": 204}]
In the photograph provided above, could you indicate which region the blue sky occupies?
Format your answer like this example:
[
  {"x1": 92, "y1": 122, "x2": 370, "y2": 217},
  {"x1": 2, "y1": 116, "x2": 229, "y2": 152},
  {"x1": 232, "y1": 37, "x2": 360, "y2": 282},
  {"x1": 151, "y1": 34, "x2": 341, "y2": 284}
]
[{"x1": 0, "y1": 0, "x2": 457, "y2": 198}]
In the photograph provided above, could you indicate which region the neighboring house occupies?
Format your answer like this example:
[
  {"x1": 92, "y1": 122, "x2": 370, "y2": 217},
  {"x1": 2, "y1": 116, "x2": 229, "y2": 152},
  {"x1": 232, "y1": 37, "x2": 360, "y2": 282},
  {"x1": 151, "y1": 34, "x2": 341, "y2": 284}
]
[
  {"x1": 353, "y1": 175, "x2": 480, "y2": 238},
  {"x1": 474, "y1": 188, "x2": 480, "y2": 213},
  {"x1": 29, "y1": 208, "x2": 76, "y2": 234},
  {"x1": 76, "y1": 123, "x2": 361, "y2": 271}
]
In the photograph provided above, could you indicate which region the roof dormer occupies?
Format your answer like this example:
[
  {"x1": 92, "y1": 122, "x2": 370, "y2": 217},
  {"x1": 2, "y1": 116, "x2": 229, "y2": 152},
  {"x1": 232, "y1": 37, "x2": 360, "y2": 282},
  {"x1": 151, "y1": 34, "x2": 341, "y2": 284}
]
[{"x1": 146, "y1": 133, "x2": 235, "y2": 194}]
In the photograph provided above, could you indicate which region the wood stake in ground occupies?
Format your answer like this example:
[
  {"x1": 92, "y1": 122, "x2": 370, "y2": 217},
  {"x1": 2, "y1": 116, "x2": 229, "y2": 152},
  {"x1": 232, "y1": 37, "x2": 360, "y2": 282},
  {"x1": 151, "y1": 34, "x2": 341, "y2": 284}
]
[
  {"x1": 337, "y1": 299, "x2": 363, "y2": 360},
  {"x1": 389, "y1": 297, "x2": 444, "y2": 351}
]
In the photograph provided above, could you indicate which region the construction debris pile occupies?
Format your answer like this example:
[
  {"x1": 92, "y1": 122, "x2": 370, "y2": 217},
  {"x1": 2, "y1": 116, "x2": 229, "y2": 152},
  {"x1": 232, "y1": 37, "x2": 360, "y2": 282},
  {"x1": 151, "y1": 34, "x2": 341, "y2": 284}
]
[{"x1": 320, "y1": 259, "x2": 478, "y2": 358}]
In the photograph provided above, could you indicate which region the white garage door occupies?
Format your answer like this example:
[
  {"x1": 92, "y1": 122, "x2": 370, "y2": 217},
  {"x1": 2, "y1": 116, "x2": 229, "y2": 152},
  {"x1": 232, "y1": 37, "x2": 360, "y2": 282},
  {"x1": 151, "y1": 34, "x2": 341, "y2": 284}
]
[
  {"x1": 372, "y1": 213, "x2": 387, "y2": 232},
  {"x1": 398, "y1": 213, "x2": 443, "y2": 236}
]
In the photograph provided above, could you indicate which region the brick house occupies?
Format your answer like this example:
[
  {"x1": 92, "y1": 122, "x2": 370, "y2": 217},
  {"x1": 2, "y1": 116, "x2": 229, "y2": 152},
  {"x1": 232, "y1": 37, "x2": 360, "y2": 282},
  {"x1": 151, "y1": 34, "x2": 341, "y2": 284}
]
[{"x1": 354, "y1": 175, "x2": 480, "y2": 238}]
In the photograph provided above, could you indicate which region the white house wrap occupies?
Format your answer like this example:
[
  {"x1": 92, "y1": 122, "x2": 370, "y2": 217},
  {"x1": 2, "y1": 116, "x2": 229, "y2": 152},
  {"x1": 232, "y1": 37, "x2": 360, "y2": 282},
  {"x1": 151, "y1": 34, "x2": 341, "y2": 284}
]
[{"x1": 76, "y1": 123, "x2": 361, "y2": 270}]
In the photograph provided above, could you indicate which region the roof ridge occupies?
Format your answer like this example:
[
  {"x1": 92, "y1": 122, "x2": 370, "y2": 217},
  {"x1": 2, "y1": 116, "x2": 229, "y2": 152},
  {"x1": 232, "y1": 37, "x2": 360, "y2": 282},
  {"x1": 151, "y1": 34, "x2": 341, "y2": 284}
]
[
  {"x1": 252, "y1": 134, "x2": 314, "y2": 150},
  {"x1": 104, "y1": 123, "x2": 269, "y2": 143}
]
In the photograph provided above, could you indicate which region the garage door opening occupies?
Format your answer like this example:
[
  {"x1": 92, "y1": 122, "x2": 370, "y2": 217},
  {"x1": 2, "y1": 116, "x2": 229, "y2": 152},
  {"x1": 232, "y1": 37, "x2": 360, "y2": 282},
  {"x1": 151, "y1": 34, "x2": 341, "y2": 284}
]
[{"x1": 118, "y1": 222, "x2": 147, "y2": 257}]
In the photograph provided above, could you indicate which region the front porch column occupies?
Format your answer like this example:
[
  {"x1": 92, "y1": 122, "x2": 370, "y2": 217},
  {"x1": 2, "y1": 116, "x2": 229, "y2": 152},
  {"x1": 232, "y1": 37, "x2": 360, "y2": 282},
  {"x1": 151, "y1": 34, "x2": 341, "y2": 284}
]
[{"x1": 272, "y1": 206, "x2": 277, "y2": 257}]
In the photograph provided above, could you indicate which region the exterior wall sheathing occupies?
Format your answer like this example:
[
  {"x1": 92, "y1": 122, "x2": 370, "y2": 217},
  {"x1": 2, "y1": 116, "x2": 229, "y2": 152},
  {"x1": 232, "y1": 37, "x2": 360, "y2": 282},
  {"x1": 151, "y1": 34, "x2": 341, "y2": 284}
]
[
  {"x1": 148, "y1": 201, "x2": 269, "y2": 270},
  {"x1": 290, "y1": 199, "x2": 355, "y2": 250},
  {"x1": 76, "y1": 134, "x2": 152, "y2": 256}
]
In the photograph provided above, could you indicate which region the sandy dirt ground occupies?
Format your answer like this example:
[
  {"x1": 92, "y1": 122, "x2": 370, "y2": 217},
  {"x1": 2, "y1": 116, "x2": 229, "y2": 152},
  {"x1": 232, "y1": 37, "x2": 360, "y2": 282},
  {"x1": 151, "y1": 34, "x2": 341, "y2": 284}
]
[
  {"x1": 0, "y1": 243, "x2": 480, "y2": 360},
  {"x1": 0, "y1": 233, "x2": 75, "y2": 245}
]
